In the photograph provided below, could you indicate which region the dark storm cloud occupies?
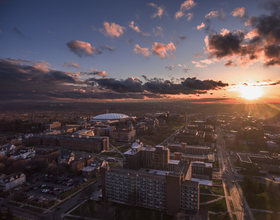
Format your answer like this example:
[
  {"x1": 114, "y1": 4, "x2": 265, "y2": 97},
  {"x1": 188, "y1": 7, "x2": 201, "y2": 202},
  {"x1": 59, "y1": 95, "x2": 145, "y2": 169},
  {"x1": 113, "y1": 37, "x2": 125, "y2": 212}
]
[
  {"x1": 207, "y1": 32, "x2": 244, "y2": 59},
  {"x1": 88, "y1": 77, "x2": 144, "y2": 93},
  {"x1": 47, "y1": 90, "x2": 162, "y2": 100},
  {"x1": 205, "y1": 0, "x2": 280, "y2": 67},
  {"x1": 88, "y1": 76, "x2": 228, "y2": 95},
  {"x1": 66, "y1": 40, "x2": 102, "y2": 57},
  {"x1": 263, "y1": 0, "x2": 280, "y2": 14},
  {"x1": 0, "y1": 58, "x2": 229, "y2": 101},
  {"x1": 0, "y1": 58, "x2": 76, "y2": 84}
]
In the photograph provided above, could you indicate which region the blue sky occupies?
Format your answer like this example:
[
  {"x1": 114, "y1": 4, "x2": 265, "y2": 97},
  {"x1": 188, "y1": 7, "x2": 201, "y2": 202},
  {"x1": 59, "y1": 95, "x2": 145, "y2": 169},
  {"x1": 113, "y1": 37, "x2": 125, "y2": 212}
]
[{"x1": 1, "y1": 0, "x2": 280, "y2": 102}]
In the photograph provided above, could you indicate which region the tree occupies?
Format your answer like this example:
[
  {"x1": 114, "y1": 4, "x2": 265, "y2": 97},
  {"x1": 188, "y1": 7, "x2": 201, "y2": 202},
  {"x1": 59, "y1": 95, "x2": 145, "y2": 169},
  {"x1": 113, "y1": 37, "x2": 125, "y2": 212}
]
[
  {"x1": 5, "y1": 207, "x2": 14, "y2": 220},
  {"x1": 0, "y1": 209, "x2": 4, "y2": 220},
  {"x1": 259, "y1": 182, "x2": 264, "y2": 194}
]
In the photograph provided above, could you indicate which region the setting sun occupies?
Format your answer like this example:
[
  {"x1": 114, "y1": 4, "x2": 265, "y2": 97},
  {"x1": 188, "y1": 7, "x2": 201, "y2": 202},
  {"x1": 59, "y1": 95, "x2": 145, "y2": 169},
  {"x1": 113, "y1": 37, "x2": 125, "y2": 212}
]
[{"x1": 240, "y1": 85, "x2": 263, "y2": 100}]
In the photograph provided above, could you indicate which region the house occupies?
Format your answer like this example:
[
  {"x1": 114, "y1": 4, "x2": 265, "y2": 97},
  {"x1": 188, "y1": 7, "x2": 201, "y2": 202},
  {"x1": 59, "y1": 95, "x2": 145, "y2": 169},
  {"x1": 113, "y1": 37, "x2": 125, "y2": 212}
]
[
  {"x1": 10, "y1": 147, "x2": 36, "y2": 160},
  {"x1": 0, "y1": 172, "x2": 26, "y2": 191},
  {"x1": 82, "y1": 158, "x2": 108, "y2": 177},
  {"x1": 0, "y1": 144, "x2": 16, "y2": 156}
]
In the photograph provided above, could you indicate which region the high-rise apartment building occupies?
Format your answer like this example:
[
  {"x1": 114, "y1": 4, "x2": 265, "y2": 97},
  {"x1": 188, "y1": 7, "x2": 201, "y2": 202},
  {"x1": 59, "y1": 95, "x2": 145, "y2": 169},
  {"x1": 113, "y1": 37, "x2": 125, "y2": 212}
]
[{"x1": 101, "y1": 164, "x2": 199, "y2": 215}]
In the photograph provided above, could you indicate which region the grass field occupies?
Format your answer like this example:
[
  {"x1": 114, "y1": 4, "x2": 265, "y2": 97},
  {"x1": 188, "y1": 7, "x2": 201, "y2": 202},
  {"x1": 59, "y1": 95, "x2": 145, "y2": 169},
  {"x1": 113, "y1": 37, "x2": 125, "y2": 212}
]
[
  {"x1": 200, "y1": 194, "x2": 220, "y2": 203},
  {"x1": 200, "y1": 198, "x2": 227, "y2": 212},
  {"x1": 239, "y1": 181, "x2": 280, "y2": 211}
]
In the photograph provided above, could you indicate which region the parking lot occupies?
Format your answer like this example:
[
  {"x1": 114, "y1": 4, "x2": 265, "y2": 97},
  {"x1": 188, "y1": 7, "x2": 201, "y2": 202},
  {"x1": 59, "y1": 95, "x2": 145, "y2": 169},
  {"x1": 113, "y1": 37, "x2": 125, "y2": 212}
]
[{"x1": 16, "y1": 173, "x2": 89, "y2": 203}]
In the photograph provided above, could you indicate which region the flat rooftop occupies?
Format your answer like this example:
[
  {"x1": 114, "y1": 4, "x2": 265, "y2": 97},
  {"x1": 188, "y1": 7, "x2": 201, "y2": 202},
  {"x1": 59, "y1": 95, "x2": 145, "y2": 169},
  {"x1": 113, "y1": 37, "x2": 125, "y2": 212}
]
[
  {"x1": 168, "y1": 160, "x2": 180, "y2": 165},
  {"x1": 191, "y1": 161, "x2": 212, "y2": 168},
  {"x1": 191, "y1": 178, "x2": 212, "y2": 186}
]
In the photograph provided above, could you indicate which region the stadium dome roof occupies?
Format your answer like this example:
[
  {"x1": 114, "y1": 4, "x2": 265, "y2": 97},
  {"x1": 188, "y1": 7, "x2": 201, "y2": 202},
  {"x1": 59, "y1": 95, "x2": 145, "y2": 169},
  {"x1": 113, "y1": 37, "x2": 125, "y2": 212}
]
[{"x1": 92, "y1": 113, "x2": 129, "y2": 121}]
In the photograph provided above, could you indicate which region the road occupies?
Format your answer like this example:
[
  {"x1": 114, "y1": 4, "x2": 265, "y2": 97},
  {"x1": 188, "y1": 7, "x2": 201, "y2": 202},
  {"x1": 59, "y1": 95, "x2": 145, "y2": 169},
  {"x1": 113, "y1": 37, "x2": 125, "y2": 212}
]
[
  {"x1": 160, "y1": 125, "x2": 185, "y2": 145},
  {"x1": 216, "y1": 126, "x2": 254, "y2": 220}
]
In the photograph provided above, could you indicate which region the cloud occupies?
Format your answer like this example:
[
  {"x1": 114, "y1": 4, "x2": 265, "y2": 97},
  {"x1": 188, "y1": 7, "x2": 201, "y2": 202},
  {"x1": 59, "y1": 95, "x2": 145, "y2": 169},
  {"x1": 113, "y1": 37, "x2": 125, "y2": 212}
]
[
  {"x1": 147, "y1": 3, "x2": 166, "y2": 18},
  {"x1": 134, "y1": 45, "x2": 151, "y2": 58},
  {"x1": 87, "y1": 77, "x2": 144, "y2": 93},
  {"x1": 129, "y1": 21, "x2": 141, "y2": 33},
  {"x1": 87, "y1": 76, "x2": 228, "y2": 95},
  {"x1": 151, "y1": 42, "x2": 176, "y2": 59},
  {"x1": 224, "y1": 60, "x2": 236, "y2": 66},
  {"x1": 0, "y1": 30, "x2": 2, "y2": 34},
  {"x1": 205, "y1": 9, "x2": 226, "y2": 20},
  {"x1": 47, "y1": 29, "x2": 51, "y2": 34},
  {"x1": 231, "y1": 7, "x2": 246, "y2": 18},
  {"x1": 193, "y1": 53, "x2": 203, "y2": 58},
  {"x1": 197, "y1": 22, "x2": 205, "y2": 30},
  {"x1": 165, "y1": 65, "x2": 174, "y2": 70},
  {"x1": 175, "y1": 0, "x2": 196, "y2": 20},
  {"x1": 186, "y1": 13, "x2": 193, "y2": 21},
  {"x1": 179, "y1": 36, "x2": 187, "y2": 40},
  {"x1": 204, "y1": 2, "x2": 280, "y2": 67},
  {"x1": 62, "y1": 61, "x2": 81, "y2": 69},
  {"x1": 0, "y1": 58, "x2": 82, "y2": 101},
  {"x1": 183, "y1": 68, "x2": 191, "y2": 72},
  {"x1": 126, "y1": 39, "x2": 133, "y2": 44},
  {"x1": 66, "y1": 40, "x2": 101, "y2": 57},
  {"x1": 144, "y1": 77, "x2": 228, "y2": 94},
  {"x1": 13, "y1": 28, "x2": 29, "y2": 39},
  {"x1": 84, "y1": 70, "x2": 108, "y2": 77},
  {"x1": 205, "y1": 32, "x2": 244, "y2": 59},
  {"x1": 0, "y1": 58, "x2": 230, "y2": 101},
  {"x1": 129, "y1": 21, "x2": 150, "y2": 36},
  {"x1": 153, "y1": 27, "x2": 163, "y2": 37},
  {"x1": 192, "y1": 61, "x2": 207, "y2": 68},
  {"x1": 100, "y1": 22, "x2": 125, "y2": 38},
  {"x1": 100, "y1": 45, "x2": 116, "y2": 51}
]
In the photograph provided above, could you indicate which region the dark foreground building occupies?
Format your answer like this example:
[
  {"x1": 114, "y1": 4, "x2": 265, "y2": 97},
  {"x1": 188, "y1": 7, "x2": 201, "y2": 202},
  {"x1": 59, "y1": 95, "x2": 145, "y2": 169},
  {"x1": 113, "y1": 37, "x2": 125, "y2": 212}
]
[{"x1": 101, "y1": 163, "x2": 200, "y2": 215}]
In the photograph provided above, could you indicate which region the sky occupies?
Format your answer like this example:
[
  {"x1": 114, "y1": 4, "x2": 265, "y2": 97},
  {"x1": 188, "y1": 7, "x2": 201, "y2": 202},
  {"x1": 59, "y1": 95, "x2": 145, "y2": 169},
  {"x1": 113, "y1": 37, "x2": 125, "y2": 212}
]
[{"x1": 1, "y1": 0, "x2": 280, "y2": 103}]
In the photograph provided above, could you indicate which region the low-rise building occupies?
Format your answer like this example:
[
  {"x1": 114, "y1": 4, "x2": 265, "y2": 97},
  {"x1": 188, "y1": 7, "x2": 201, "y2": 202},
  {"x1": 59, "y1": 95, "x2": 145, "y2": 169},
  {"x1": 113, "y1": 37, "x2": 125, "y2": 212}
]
[
  {"x1": 0, "y1": 173, "x2": 26, "y2": 191},
  {"x1": 82, "y1": 158, "x2": 108, "y2": 177},
  {"x1": 191, "y1": 161, "x2": 213, "y2": 180}
]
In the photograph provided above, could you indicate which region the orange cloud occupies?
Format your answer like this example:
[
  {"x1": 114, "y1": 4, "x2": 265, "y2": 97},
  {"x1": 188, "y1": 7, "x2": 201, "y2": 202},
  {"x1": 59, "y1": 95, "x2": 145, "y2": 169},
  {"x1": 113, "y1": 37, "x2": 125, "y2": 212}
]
[
  {"x1": 67, "y1": 40, "x2": 101, "y2": 57},
  {"x1": 231, "y1": 7, "x2": 246, "y2": 18},
  {"x1": 175, "y1": 0, "x2": 196, "y2": 20},
  {"x1": 147, "y1": 3, "x2": 166, "y2": 18},
  {"x1": 134, "y1": 44, "x2": 151, "y2": 58},
  {"x1": 151, "y1": 42, "x2": 176, "y2": 59},
  {"x1": 197, "y1": 22, "x2": 205, "y2": 30},
  {"x1": 100, "y1": 22, "x2": 125, "y2": 38}
]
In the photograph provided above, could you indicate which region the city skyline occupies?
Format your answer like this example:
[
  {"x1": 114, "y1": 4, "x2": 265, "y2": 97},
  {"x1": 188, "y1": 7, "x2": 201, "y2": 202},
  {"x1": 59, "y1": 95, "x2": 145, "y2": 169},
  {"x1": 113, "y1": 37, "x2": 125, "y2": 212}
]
[{"x1": 1, "y1": 0, "x2": 280, "y2": 103}]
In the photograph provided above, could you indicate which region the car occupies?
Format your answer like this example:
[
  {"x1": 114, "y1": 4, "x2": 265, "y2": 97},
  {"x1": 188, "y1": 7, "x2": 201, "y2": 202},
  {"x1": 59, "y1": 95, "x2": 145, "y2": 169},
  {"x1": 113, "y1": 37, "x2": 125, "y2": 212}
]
[
  {"x1": 232, "y1": 181, "x2": 235, "y2": 183},
  {"x1": 56, "y1": 206, "x2": 61, "y2": 210}
]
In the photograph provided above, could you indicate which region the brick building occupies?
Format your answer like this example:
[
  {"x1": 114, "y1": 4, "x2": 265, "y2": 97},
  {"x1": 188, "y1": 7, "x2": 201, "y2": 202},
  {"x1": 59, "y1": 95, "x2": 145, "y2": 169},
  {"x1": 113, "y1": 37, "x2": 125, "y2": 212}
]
[{"x1": 101, "y1": 164, "x2": 199, "y2": 215}]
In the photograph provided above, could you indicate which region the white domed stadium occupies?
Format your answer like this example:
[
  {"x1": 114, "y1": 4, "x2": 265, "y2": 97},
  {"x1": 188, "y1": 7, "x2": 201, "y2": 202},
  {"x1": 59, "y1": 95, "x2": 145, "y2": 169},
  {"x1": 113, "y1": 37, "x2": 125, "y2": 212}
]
[{"x1": 92, "y1": 113, "x2": 129, "y2": 122}]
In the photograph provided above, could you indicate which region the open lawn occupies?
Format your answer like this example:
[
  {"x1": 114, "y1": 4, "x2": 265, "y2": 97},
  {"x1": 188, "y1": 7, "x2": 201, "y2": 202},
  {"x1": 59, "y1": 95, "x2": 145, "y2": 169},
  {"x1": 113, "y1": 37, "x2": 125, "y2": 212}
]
[
  {"x1": 212, "y1": 179, "x2": 223, "y2": 185},
  {"x1": 253, "y1": 211, "x2": 280, "y2": 220},
  {"x1": 200, "y1": 198, "x2": 227, "y2": 213},
  {"x1": 101, "y1": 151, "x2": 122, "y2": 158},
  {"x1": 70, "y1": 201, "x2": 174, "y2": 220},
  {"x1": 200, "y1": 194, "x2": 220, "y2": 203},
  {"x1": 239, "y1": 181, "x2": 280, "y2": 211}
]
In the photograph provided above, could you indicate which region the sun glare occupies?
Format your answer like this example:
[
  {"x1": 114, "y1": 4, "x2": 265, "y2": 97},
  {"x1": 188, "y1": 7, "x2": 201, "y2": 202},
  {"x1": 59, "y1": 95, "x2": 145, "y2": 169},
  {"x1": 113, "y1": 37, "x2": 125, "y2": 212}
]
[{"x1": 240, "y1": 85, "x2": 263, "y2": 100}]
